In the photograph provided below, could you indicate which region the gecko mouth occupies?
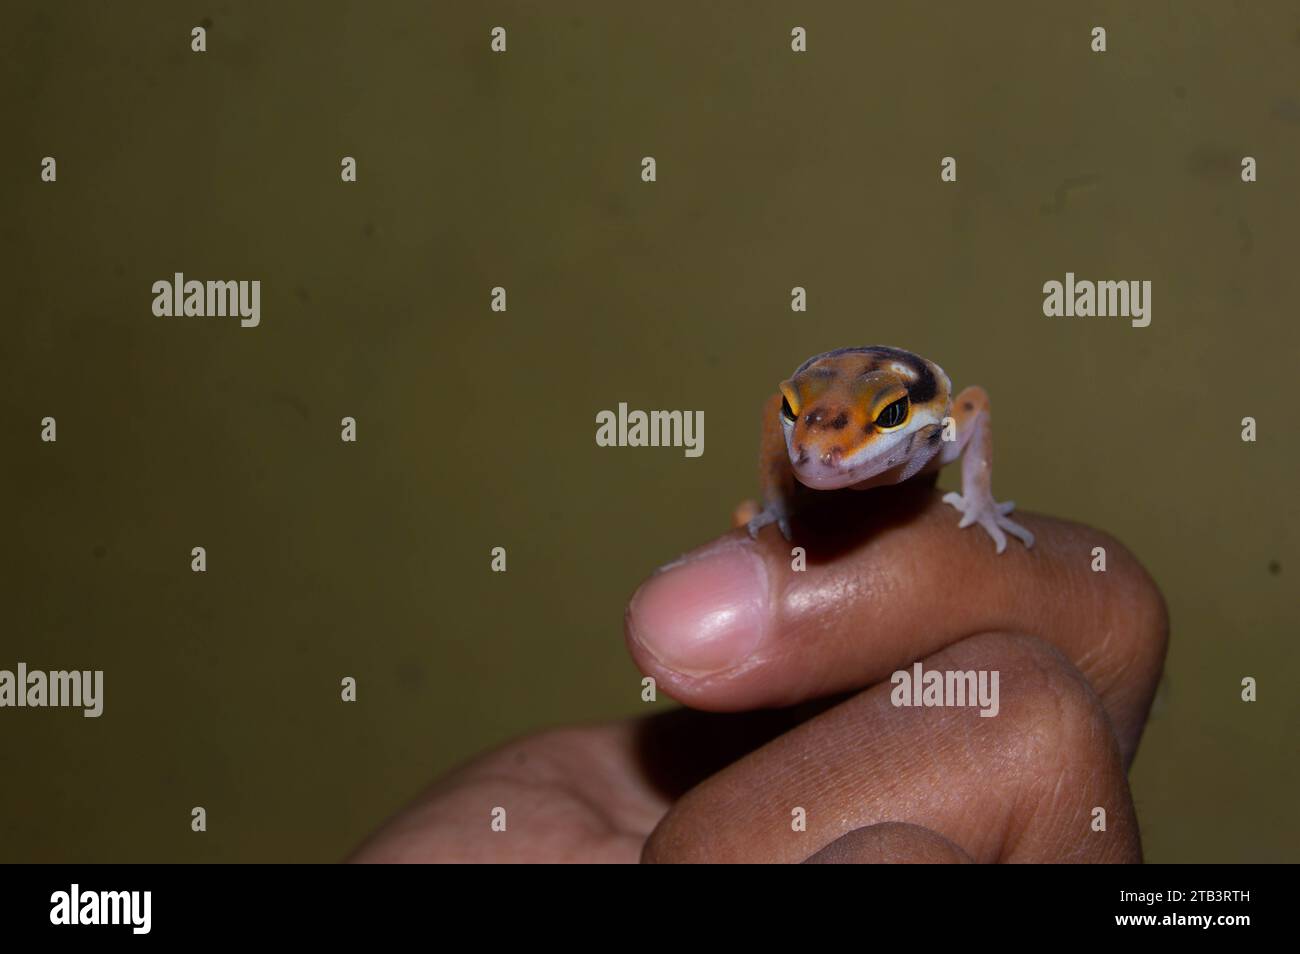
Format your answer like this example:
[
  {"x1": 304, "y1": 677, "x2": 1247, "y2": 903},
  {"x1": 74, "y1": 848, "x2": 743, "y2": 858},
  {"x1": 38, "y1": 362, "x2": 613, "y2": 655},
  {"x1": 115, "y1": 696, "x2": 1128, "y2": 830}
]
[
  {"x1": 790, "y1": 454, "x2": 883, "y2": 488},
  {"x1": 796, "y1": 468, "x2": 860, "y2": 490},
  {"x1": 793, "y1": 445, "x2": 896, "y2": 490}
]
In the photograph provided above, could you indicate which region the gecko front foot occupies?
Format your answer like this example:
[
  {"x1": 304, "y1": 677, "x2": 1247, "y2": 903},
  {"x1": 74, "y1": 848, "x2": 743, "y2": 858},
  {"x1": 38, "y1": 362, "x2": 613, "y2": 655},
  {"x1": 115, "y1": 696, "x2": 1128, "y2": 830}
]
[
  {"x1": 942, "y1": 492, "x2": 1034, "y2": 554},
  {"x1": 746, "y1": 504, "x2": 793, "y2": 542}
]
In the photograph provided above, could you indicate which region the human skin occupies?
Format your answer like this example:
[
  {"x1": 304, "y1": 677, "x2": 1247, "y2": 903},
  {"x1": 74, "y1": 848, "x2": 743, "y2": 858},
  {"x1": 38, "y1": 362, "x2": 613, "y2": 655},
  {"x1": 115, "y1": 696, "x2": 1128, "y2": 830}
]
[{"x1": 350, "y1": 482, "x2": 1168, "y2": 863}]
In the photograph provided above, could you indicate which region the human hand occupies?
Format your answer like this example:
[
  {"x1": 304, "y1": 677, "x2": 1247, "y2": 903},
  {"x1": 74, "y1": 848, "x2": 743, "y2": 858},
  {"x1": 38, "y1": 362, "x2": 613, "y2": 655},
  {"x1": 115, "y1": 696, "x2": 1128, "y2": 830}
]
[{"x1": 350, "y1": 483, "x2": 1167, "y2": 863}]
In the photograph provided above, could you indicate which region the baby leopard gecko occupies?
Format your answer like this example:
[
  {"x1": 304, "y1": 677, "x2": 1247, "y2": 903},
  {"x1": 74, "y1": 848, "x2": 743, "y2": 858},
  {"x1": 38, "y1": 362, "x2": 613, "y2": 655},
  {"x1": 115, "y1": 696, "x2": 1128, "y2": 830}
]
[{"x1": 740, "y1": 346, "x2": 1034, "y2": 554}]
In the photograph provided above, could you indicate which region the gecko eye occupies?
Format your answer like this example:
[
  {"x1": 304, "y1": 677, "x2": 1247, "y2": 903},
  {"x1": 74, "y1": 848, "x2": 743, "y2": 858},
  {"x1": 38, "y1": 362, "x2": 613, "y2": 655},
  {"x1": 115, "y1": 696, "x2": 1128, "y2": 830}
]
[
  {"x1": 874, "y1": 396, "x2": 909, "y2": 429},
  {"x1": 780, "y1": 395, "x2": 797, "y2": 424}
]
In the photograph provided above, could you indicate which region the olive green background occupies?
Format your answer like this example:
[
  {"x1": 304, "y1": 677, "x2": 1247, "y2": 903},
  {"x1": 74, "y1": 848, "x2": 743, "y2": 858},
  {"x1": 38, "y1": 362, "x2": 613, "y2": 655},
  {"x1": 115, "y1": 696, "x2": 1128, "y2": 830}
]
[{"x1": 2, "y1": 1, "x2": 1296, "y2": 863}]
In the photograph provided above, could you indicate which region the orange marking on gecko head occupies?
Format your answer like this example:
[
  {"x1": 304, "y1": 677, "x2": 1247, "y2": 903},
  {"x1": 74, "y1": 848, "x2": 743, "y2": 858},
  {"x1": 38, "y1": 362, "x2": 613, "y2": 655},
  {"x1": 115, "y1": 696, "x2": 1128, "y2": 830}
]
[{"x1": 782, "y1": 354, "x2": 914, "y2": 463}]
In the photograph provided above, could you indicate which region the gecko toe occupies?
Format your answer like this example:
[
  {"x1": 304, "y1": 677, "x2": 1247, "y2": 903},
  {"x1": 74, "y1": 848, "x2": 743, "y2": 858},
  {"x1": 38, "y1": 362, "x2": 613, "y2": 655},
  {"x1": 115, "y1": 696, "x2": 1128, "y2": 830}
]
[
  {"x1": 947, "y1": 492, "x2": 1032, "y2": 552},
  {"x1": 985, "y1": 519, "x2": 1008, "y2": 554},
  {"x1": 747, "y1": 507, "x2": 787, "y2": 540},
  {"x1": 1000, "y1": 516, "x2": 1035, "y2": 549}
]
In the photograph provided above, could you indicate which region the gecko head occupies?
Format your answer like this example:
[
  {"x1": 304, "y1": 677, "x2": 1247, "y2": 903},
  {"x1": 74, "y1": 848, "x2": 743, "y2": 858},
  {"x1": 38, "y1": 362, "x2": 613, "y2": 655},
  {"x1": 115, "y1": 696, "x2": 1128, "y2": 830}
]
[{"x1": 779, "y1": 348, "x2": 948, "y2": 490}]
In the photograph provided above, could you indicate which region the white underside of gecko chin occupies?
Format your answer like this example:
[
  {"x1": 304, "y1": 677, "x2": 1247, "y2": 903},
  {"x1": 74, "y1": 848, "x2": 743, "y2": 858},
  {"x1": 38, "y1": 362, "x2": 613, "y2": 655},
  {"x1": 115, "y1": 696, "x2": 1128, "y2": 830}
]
[
  {"x1": 791, "y1": 439, "x2": 942, "y2": 491},
  {"x1": 792, "y1": 451, "x2": 910, "y2": 491}
]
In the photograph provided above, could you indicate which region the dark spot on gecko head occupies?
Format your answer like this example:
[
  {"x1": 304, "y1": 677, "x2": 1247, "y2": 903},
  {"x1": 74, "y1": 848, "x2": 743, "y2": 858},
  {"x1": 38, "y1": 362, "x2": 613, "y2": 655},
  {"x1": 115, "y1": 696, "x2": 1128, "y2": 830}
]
[
  {"x1": 927, "y1": 428, "x2": 943, "y2": 445},
  {"x1": 904, "y1": 361, "x2": 937, "y2": 404},
  {"x1": 802, "y1": 406, "x2": 852, "y2": 432},
  {"x1": 794, "y1": 346, "x2": 899, "y2": 376},
  {"x1": 963, "y1": 401, "x2": 974, "y2": 411},
  {"x1": 859, "y1": 346, "x2": 939, "y2": 404}
]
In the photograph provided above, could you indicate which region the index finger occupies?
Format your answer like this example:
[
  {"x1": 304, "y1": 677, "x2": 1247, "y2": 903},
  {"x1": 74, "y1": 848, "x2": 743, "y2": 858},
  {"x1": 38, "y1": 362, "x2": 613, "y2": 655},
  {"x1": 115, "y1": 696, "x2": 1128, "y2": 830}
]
[{"x1": 624, "y1": 483, "x2": 1167, "y2": 762}]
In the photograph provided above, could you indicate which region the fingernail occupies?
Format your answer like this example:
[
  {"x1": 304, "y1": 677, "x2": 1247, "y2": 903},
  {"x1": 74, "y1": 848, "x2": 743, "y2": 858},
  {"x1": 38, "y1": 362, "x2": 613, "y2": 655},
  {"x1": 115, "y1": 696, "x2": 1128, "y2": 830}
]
[{"x1": 628, "y1": 544, "x2": 770, "y2": 674}]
